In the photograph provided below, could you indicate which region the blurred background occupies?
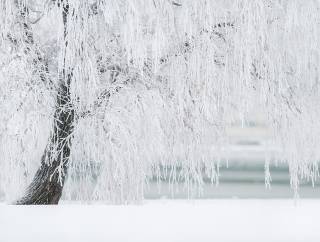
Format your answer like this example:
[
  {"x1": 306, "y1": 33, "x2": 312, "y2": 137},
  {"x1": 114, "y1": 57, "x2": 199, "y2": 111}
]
[{"x1": 145, "y1": 111, "x2": 320, "y2": 199}]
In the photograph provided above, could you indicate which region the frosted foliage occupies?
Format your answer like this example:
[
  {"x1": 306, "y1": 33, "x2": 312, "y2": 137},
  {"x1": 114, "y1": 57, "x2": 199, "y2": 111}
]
[{"x1": 0, "y1": 0, "x2": 320, "y2": 202}]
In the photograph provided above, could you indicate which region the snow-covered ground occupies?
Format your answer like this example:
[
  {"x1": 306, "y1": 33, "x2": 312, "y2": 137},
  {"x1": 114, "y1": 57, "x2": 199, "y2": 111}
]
[{"x1": 1, "y1": 199, "x2": 320, "y2": 242}]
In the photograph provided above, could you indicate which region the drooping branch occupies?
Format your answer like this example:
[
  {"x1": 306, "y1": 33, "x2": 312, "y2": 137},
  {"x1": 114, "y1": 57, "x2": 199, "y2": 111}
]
[
  {"x1": 80, "y1": 20, "x2": 237, "y2": 119},
  {"x1": 159, "y1": 22, "x2": 235, "y2": 68}
]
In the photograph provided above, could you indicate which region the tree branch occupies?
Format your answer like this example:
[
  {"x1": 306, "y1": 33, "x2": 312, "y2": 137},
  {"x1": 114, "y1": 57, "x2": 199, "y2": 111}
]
[{"x1": 172, "y1": 1, "x2": 182, "y2": 7}]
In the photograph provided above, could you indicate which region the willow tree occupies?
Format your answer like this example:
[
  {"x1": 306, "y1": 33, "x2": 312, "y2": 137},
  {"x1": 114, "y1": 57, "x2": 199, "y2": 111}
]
[{"x1": 0, "y1": 0, "x2": 319, "y2": 204}]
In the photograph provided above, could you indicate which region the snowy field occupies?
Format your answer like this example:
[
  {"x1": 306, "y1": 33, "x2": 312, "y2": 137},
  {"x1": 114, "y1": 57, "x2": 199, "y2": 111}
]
[{"x1": 1, "y1": 199, "x2": 320, "y2": 242}]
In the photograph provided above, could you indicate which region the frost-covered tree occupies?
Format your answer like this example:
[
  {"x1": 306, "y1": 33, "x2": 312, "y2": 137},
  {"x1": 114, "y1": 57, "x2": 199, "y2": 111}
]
[{"x1": 0, "y1": 0, "x2": 320, "y2": 204}]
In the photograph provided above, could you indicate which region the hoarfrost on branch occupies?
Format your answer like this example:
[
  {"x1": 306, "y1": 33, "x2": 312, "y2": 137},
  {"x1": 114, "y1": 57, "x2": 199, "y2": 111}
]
[{"x1": 0, "y1": 0, "x2": 319, "y2": 203}]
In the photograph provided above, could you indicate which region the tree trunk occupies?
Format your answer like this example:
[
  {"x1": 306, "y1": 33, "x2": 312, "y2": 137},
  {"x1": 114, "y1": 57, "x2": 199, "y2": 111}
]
[
  {"x1": 16, "y1": 2, "x2": 73, "y2": 205},
  {"x1": 16, "y1": 76, "x2": 74, "y2": 205}
]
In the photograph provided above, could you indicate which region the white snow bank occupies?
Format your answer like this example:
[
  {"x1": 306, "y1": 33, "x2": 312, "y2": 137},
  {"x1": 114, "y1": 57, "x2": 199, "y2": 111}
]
[{"x1": 0, "y1": 199, "x2": 319, "y2": 242}]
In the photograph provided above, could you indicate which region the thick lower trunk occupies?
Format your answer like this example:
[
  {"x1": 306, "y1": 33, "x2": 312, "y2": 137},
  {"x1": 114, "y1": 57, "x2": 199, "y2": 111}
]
[
  {"x1": 16, "y1": 78, "x2": 74, "y2": 205},
  {"x1": 15, "y1": 157, "x2": 67, "y2": 205}
]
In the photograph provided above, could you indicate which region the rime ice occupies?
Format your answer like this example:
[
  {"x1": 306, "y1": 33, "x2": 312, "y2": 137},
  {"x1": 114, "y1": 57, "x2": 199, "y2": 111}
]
[{"x1": 0, "y1": 0, "x2": 320, "y2": 203}]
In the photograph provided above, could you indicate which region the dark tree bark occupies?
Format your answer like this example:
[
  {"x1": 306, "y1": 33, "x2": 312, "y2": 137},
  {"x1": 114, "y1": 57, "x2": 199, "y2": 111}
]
[
  {"x1": 16, "y1": 73, "x2": 74, "y2": 204},
  {"x1": 16, "y1": 2, "x2": 73, "y2": 205}
]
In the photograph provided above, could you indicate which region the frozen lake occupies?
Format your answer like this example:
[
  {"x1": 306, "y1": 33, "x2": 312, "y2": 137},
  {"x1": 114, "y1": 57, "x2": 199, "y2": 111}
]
[{"x1": 1, "y1": 199, "x2": 320, "y2": 242}]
